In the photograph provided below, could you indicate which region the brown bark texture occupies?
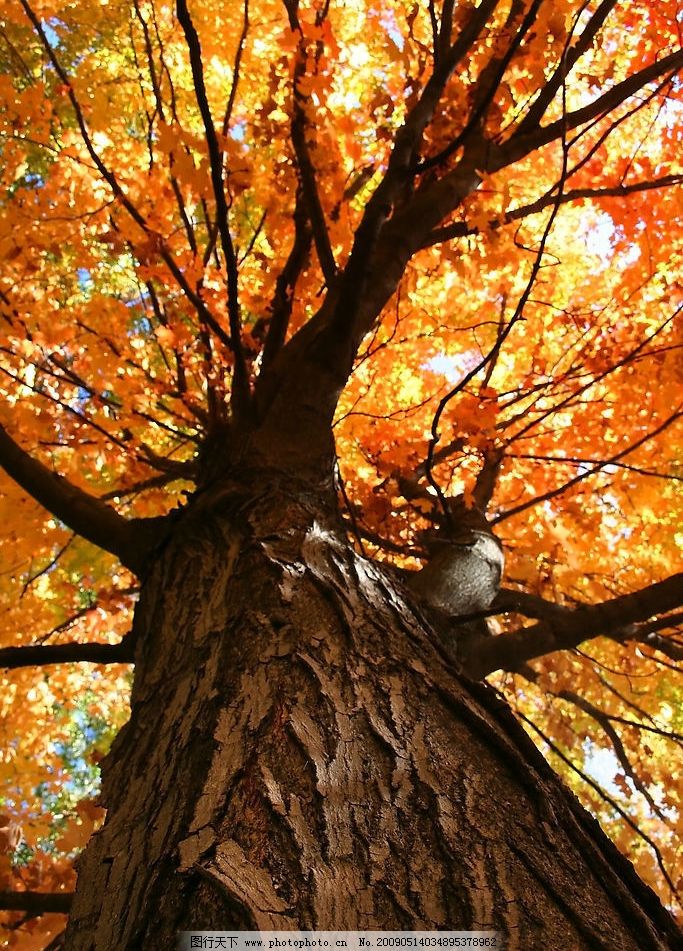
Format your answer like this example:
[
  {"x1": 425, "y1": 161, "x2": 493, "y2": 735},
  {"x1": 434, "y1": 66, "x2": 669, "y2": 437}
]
[{"x1": 63, "y1": 471, "x2": 681, "y2": 950}]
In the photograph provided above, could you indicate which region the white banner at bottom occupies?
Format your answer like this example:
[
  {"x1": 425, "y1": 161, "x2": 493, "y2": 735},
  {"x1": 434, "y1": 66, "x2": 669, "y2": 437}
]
[{"x1": 177, "y1": 932, "x2": 502, "y2": 951}]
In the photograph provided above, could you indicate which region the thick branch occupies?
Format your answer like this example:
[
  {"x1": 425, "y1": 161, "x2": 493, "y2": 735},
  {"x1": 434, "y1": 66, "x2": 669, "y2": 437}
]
[
  {"x1": 516, "y1": 0, "x2": 619, "y2": 135},
  {"x1": 494, "y1": 49, "x2": 683, "y2": 172},
  {"x1": 419, "y1": 0, "x2": 542, "y2": 172},
  {"x1": 0, "y1": 891, "x2": 73, "y2": 914},
  {"x1": 493, "y1": 586, "x2": 572, "y2": 620},
  {"x1": 404, "y1": 51, "x2": 683, "y2": 248},
  {"x1": 469, "y1": 573, "x2": 683, "y2": 679},
  {"x1": 175, "y1": 0, "x2": 251, "y2": 418},
  {"x1": 251, "y1": 10, "x2": 682, "y2": 459},
  {"x1": 260, "y1": 188, "x2": 312, "y2": 371},
  {"x1": 329, "y1": 0, "x2": 502, "y2": 340},
  {"x1": 0, "y1": 640, "x2": 133, "y2": 670},
  {"x1": 253, "y1": 2, "x2": 501, "y2": 430},
  {"x1": 0, "y1": 424, "x2": 164, "y2": 575},
  {"x1": 287, "y1": 7, "x2": 337, "y2": 287}
]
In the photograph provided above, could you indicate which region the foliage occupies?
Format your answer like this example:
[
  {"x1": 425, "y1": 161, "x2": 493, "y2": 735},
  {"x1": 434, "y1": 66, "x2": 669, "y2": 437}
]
[{"x1": 0, "y1": 0, "x2": 682, "y2": 944}]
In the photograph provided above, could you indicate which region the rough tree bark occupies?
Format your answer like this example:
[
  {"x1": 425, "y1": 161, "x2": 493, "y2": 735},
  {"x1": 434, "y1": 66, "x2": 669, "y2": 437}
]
[{"x1": 62, "y1": 457, "x2": 681, "y2": 950}]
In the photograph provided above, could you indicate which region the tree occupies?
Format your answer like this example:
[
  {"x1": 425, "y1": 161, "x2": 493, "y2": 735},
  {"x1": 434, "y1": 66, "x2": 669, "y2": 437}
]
[{"x1": 0, "y1": 0, "x2": 682, "y2": 946}]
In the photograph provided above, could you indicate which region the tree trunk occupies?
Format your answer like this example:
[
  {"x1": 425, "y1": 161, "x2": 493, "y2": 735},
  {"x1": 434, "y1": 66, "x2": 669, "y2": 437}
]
[{"x1": 63, "y1": 470, "x2": 680, "y2": 950}]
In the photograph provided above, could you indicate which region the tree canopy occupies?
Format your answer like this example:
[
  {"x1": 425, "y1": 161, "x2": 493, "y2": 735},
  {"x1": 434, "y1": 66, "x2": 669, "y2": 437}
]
[{"x1": 0, "y1": 0, "x2": 682, "y2": 945}]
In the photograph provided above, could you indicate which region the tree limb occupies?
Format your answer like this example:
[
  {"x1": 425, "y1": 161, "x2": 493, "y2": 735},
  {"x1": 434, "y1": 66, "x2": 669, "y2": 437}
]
[
  {"x1": 552, "y1": 689, "x2": 677, "y2": 824},
  {"x1": 0, "y1": 640, "x2": 133, "y2": 670},
  {"x1": 418, "y1": 0, "x2": 543, "y2": 172},
  {"x1": 0, "y1": 424, "x2": 165, "y2": 576},
  {"x1": 515, "y1": 0, "x2": 620, "y2": 135},
  {"x1": 619, "y1": 619, "x2": 683, "y2": 663},
  {"x1": 285, "y1": 0, "x2": 337, "y2": 288},
  {"x1": 469, "y1": 573, "x2": 683, "y2": 678},
  {"x1": 494, "y1": 48, "x2": 683, "y2": 171},
  {"x1": 422, "y1": 174, "x2": 683, "y2": 247},
  {"x1": 402, "y1": 51, "x2": 683, "y2": 247},
  {"x1": 0, "y1": 891, "x2": 73, "y2": 914},
  {"x1": 259, "y1": 187, "x2": 312, "y2": 371},
  {"x1": 329, "y1": 0, "x2": 502, "y2": 342},
  {"x1": 175, "y1": 0, "x2": 251, "y2": 419},
  {"x1": 253, "y1": 5, "x2": 683, "y2": 459},
  {"x1": 492, "y1": 586, "x2": 573, "y2": 620}
]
